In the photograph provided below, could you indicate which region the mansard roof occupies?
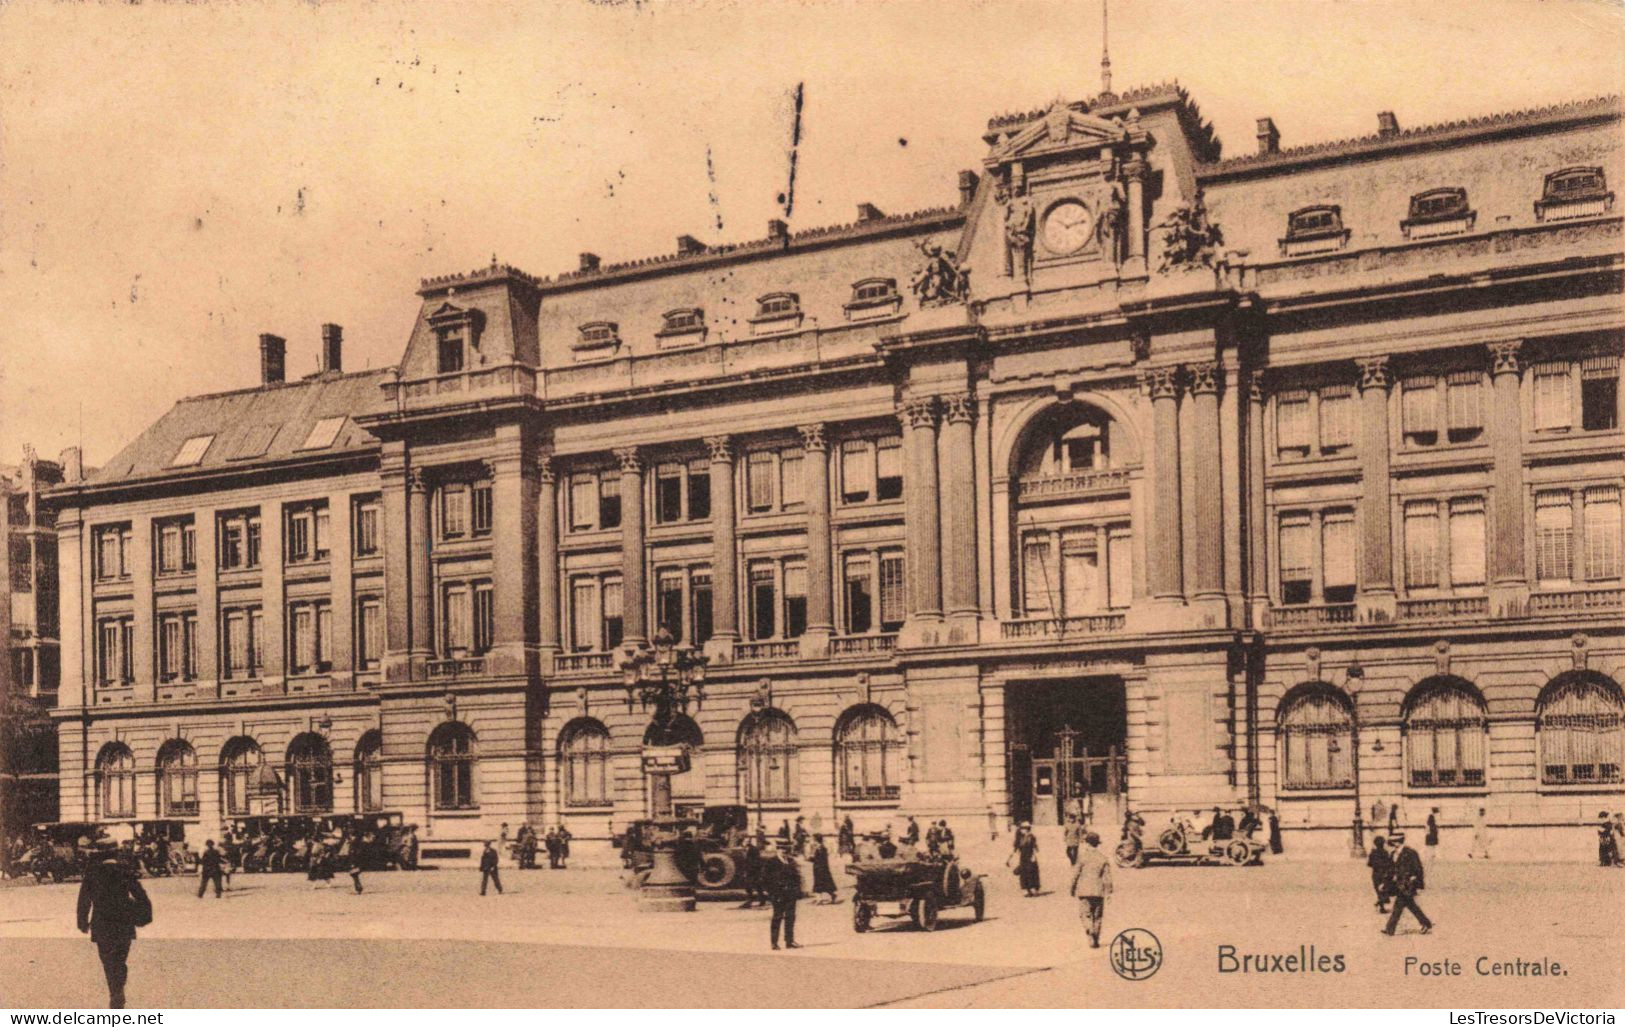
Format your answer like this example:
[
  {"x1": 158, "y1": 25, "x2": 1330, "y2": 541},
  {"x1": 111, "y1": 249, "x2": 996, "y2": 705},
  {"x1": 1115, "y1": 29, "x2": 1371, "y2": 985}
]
[{"x1": 87, "y1": 368, "x2": 394, "y2": 486}]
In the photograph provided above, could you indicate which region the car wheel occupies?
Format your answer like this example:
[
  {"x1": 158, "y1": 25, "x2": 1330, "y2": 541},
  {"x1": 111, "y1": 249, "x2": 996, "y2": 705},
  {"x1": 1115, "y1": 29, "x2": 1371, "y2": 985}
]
[
  {"x1": 916, "y1": 895, "x2": 940, "y2": 931},
  {"x1": 1157, "y1": 828, "x2": 1184, "y2": 855},
  {"x1": 697, "y1": 852, "x2": 737, "y2": 890},
  {"x1": 1226, "y1": 840, "x2": 1251, "y2": 866},
  {"x1": 973, "y1": 881, "x2": 986, "y2": 921},
  {"x1": 853, "y1": 901, "x2": 872, "y2": 933}
]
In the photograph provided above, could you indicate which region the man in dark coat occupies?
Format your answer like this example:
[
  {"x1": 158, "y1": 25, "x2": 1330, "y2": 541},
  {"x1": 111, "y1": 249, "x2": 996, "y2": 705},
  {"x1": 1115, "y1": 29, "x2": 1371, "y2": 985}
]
[
  {"x1": 739, "y1": 835, "x2": 765, "y2": 908},
  {"x1": 1366, "y1": 835, "x2": 1393, "y2": 912},
  {"x1": 197, "y1": 839, "x2": 225, "y2": 898},
  {"x1": 902, "y1": 816, "x2": 920, "y2": 848},
  {"x1": 810, "y1": 834, "x2": 837, "y2": 902},
  {"x1": 767, "y1": 844, "x2": 801, "y2": 950},
  {"x1": 1599, "y1": 812, "x2": 1617, "y2": 867},
  {"x1": 77, "y1": 842, "x2": 151, "y2": 1008},
  {"x1": 479, "y1": 841, "x2": 503, "y2": 895},
  {"x1": 1382, "y1": 834, "x2": 1433, "y2": 935}
]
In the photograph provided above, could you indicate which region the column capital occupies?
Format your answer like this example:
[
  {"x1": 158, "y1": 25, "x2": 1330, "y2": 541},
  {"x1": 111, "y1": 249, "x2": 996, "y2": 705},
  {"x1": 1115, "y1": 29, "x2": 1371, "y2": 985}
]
[
  {"x1": 1187, "y1": 361, "x2": 1221, "y2": 397},
  {"x1": 537, "y1": 454, "x2": 556, "y2": 483},
  {"x1": 1143, "y1": 364, "x2": 1181, "y2": 400},
  {"x1": 1356, "y1": 356, "x2": 1393, "y2": 393},
  {"x1": 1489, "y1": 340, "x2": 1523, "y2": 377},
  {"x1": 941, "y1": 392, "x2": 976, "y2": 425},
  {"x1": 1245, "y1": 369, "x2": 1266, "y2": 405},
  {"x1": 613, "y1": 446, "x2": 643, "y2": 474},
  {"x1": 796, "y1": 424, "x2": 827, "y2": 453},
  {"x1": 408, "y1": 468, "x2": 430, "y2": 494},
  {"x1": 899, "y1": 396, "x2": 939, "y2": 430},
  {"x1": 1122, "y1": 157, "x2": 1150, "y2": 182},
  {"x1": 704, "y1": 435, "x2": 734, "y2": 462}
]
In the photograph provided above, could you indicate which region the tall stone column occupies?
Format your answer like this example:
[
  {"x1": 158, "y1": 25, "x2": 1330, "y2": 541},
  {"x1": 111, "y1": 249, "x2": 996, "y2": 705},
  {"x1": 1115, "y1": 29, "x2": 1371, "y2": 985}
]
[
  {"x1": 380, "y1": 443, "x2": 413, "y2": 682},
  {"x1": 1244, "y1": 372, "x2": 1269, "y2": 626},
  {"x1": 797, "y1": 425, "x2": 834, "y2": 657},
  {"x1": 939, "y1": 393, "x2": 980, "y2": 640},
  {"x1": 901, "y1": 397, "x2": 943, "y2": 644},
  {"x1": 1123, "y1": 159, "x2": 1148, "y2": 272},
  {"x1": 615, "y1": 447, "x2": 647, "y2": 648},
  {"x1": 704, "y1": 436, "x2": 740, "y2": 662},
  {"x1": 537, "y1": 456, "x2": 561, "y2": 662},
  {"x1": 491, "y1": 430, "x2": 540, "y2": 676},
  {"x1": 1356, "y1": 357, "x2": 1396, "y2": 620},
  {"x1": 1147, "y1": 366, "x2": 1184, "y2": 601},
  {"x1": 408, "y1": 468, "x2": 433, "y2": 670},
  {"x1": 1488, "y1": 341, "x2": 1528, "y2": 615},
  {"x1": 1188, "y1": 362, "x2": 1225, "y2": 602}
]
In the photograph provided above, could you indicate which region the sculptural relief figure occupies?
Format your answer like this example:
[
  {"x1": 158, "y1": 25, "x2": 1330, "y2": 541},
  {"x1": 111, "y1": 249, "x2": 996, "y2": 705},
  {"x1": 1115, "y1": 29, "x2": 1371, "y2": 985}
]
[
  {"x1": 1000, "y1": 182, "x2": 1036, "y2": 285},
  {"x1": 911, "y1": 238, "x2": 970, "y2": 307},
  {"x1": 1096, "y1": 178, "x2": 1128, "y2": 265},
  {"x1": 1155, "y1": 187, "x2": 1224, "y2": 273}
]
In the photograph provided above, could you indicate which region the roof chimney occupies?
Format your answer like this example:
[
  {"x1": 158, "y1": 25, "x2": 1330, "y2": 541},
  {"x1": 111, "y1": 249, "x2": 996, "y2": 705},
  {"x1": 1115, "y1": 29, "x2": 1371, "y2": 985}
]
[
  {"x1": 958, "y1": 170, "x2": 980, "y2": 207},
  {"x1": 578, "y1": 252, "x2": 600, "y2": 273},
  {"x1": 1377, "y1": 111, "x2": 1400, "y2": 138},
  {"x1": 1256, "y1": 117, "x2": 1280, "y2": 155},
  {"x1": 259, "y1": 333, "x2": 286, "y2": 385},
  {"x1": 856, "y1": 202, "x2": 884, "y2": 223},
  {"x1": 676, "y1": 234, "x2": 705, "y2": 256},
  {"x1": 767, "y1": 219, "x2": 789, "y2": 243},
  {"x1": 58, "y1": 446, "x2": 83, "y2": 483},
  {"x1": 320, "y1": 323, "x2": 343, "y2": 374}
]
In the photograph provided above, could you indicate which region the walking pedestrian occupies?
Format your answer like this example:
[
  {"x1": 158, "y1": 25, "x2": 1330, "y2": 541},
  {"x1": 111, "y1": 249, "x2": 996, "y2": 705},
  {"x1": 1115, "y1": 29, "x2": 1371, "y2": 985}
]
[
  {"x1": 1009, "y1": 822, "x2": 1041, "y2": 897},
  {"x1": 197, "y1": 839, "x2": 226, "y2": 898},
  {"x1": 405, "y1": 825, "x2": 420, "y2": 870},
  {"x1": 1381, "y1": 834, "x2": 1433, "y2": 935},
  {"x1": 902, "y1": 816, "x2": 920, "y2": 849},
  {"x1": 810, "y1": 834, "x2": 837, "y2": 903},
  {"x1": 1469, "y1": 806, "x2": 1492, "y2": 860},
  {"x1": 1366, "y1": 835, "x2": 1393, "y2": 913},
  {"x1": 1610, "y1": 813, "x2": 1624, "y2": 867},
  {"x1": 1063, "y1": 814, "x2": 1083, "y2": 866},
  {"x1": 1068, "y1": 833, "x2": 1113, "y2": 948},
  {"x1": 1598, "y1": 812, "x2": 1617, "y2": 867},
  {"x1": 479, "y1": 841, "x2": 503, "y2": 895},
  {"x1": 837, "y1": 815, "x2": 856, "y2": 860},
  {"x1": 340, "y1": 834, "x2": 364, "y2": 894},
  {"x1": 76, "y1": 840, "x2": 152, "y2": 1009},
  {"x1": 556, "y1": 824, "x2": 572, "y2": 867},
  {"x1": 739, "y1": 835, "x2": 765, "y2": 908},
  {"x1": 767, "y1": 843, "x2": 801, "y2": 950},
  {"x1": 1267, "y1": 810, "x2": 1283, "y2": 855},
  {"x1": 1424, "y1": 807, "x2": 1441, "y2": 862}
]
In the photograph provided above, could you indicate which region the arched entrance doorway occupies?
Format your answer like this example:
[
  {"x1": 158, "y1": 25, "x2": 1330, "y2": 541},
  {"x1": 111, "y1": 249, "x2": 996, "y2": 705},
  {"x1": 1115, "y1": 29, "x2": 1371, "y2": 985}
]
[{"x1": 1006, "y1": 678, "x2": 1127, "y2": 827}]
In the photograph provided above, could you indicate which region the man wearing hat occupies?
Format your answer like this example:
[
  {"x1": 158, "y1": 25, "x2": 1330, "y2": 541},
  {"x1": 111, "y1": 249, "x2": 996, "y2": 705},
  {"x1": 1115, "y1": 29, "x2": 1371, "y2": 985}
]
[
  {"x1": 1600, "y1": 812, "x2": 1618, "y2": 867},
  {"x1": 197, "y1": 839, "x2": 226, "y2": 898},
  {"x1": 766, "y1": 839, "x2": 802, "y2": 950},
  {"x1": 1068, "y1": 832, "x2": 1113, "y2": 947},
  {"x1": 478, "y1": 840, "x2": 503, "y2": 895},
  {"x1": 76, "y1": 839, "x2": 152, "y2": 1008},
  {"x1": 1381, "y1": 832, "x2": 1432, "y2": 935},
  {"x1": 1366, "y1": 835, "x2": 1393, "y2": 913}
]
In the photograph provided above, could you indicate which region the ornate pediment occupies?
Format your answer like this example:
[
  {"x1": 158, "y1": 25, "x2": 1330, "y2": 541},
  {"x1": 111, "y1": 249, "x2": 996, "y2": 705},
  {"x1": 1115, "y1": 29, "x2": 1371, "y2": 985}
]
[{"x1": 987, "y1": 104, "x2": 1130, "y2": 167}]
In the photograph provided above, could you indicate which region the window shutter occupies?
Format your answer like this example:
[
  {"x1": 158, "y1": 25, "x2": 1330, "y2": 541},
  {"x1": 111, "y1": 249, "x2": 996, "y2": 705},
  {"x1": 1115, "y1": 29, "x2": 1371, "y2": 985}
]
[
  {"x1": 1584, "y1": 486, "x2": 1622, "y2": 580},
  {"x1": 1404, "y1": 501, "x2": 1439, "y2": 588},
  {"x1": 1403, "y1": 377, "x2": 1438, "y2": 435},
  {"x1": 1446, "y1": 373, "x2": 1482, "y2": 432},
  {"x1": 1278, "y1": 514, "x2": 1312, "y2": 582},
  {"x1": 779, "y1": 450, "x2": 803, "y2": 506},
  {"x1": 1321, "y1": 513, "x2": 1355, "y2": 588},
  {"x1": 879, "y1": 554, "x2": 906, "y2": 628},
  {"x1": 1276, "y1": 393, "x2": 1311, "y2": 451},
  {"x1": 1447, "y1": 497, "x2": 1486, "y2": 587},
  {"x1": 1318, "y1": 388, "x2": 1354, "y2": 450},
  {"x1": 747, "y1": 451, "x2": 775, "y2": 511},
  {"x1": 1022, "y1": 537, "x2": 1055, "y2": 614},
  {"x1": 1533, "y1": 364, "x2": 1573, "y2": 430},
  {"x1": 1107, "y1": 529, "x2": 1133, "y2": 609},
  {"x1": 1535, "y1": 491, "x2": 1574, "y2": 582},
  {"x1": 841, "y1": 441, "x2": 874, "y2": 500}
]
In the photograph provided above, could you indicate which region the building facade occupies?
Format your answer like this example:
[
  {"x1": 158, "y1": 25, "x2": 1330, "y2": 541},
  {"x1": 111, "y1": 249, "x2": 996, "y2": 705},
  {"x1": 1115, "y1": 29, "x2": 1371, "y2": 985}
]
[{"x1": 47, "y1": 85, "x2": 1624, "y2": 857}]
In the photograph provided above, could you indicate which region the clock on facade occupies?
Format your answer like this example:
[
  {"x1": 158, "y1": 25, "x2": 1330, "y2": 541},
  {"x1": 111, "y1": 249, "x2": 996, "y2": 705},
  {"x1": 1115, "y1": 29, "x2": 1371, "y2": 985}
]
[{"x1": 1042, "y1": 199, "x2": 1095, "y2": 255}]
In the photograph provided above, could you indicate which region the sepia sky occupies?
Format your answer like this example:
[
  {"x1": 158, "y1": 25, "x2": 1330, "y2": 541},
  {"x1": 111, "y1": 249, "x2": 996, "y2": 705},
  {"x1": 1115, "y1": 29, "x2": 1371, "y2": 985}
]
[{"x1": 1, "y1": 0, "x2": 1621, "y2": 469}]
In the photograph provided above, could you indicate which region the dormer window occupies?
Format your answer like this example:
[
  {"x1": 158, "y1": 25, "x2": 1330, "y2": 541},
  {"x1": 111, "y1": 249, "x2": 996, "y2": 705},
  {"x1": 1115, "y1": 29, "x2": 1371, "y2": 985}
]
[
  {"x1": 750, "y1": 292, "x2": 803, "y2": 336},
  {"x1": 1280, "y1": 205, "x2": 1350, "y2": 256},
  {"x1": 844, "y1": 278, "x2": 902, "y2": 321},
  {"x1": 426, "y1": 302, "x2": 482, "y2": 375},
  {"x1": 1402, "y1": 187, "x2": 1475, "y2": 239},
  {"x1": 574, "y1": 321, "x2": 621, "y2": 361},
  {"x1": 655, "y1": 307, "x2": 706, "y2": 347},
  {"x1": 1536, "y1": 166, "x2": 1614, "y2": 222},
  {"x1": 437, "y1": 332, "x2": 465, "y2": 374}
]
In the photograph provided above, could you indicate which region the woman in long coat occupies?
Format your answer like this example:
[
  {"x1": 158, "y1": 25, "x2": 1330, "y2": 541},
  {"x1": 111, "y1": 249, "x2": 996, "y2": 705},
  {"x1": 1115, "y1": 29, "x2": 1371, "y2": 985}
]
[
  {"x1": 837, "y1": 816, "x2": 856, "y2": 859},
  {"x1": 1009, "y1": 822, "x2": 1041, "y2": 896},
  {"x1": 810, "y1": 835, "x2": 838, "y2": 902}
]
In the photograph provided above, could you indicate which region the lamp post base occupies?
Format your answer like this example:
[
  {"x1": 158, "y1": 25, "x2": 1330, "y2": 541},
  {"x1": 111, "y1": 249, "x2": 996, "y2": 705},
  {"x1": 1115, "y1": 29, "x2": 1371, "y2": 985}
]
[
  {"x1": 1350, "y1": 816, "x2": 1367, "y2": 858},
  {"x1": 637, "y1": 839, "x2": 696, "y2": 913}
]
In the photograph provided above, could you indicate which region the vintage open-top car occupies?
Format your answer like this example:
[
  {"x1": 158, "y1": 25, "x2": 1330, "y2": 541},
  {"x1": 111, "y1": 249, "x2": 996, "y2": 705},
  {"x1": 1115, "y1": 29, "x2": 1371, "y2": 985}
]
[
  {"x1": 106, "y1": 819, "x2": 194, "y2": 876},
  {"x1": 321, "y1": 811, "x2": 411, "y2": 870},
  {"x1": 619, "y1": 804, "x2": 752, "y2": 893},
  {"x1": 846, "y1": 857, "x2": 986, "y2": 932},
  {"x1": 25, "y1": 822, "x2": 107, "y2": 883},
  {"x1": 1114, "y1": 815, "x2": 1267, "y2": 868}
]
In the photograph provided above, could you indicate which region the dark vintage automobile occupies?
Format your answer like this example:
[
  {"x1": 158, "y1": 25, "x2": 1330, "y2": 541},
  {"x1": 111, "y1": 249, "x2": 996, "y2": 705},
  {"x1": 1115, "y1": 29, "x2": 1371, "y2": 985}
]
[
  {"x1": 1114, "y1": 814, "x2": 1267, "y2": 868},
  {"x1": 846, "y1": 857, "x2": 986, "y2": 932},
  {"x1": 25, "y1": 822, "x2": 107, "y2": 883},
  {"x1": 320, "y1": 812, "x2": 411, "y2": 870},
  {"x1": 230, "y1": 815, "x2": 320, "y2": 872},
  {"x1": 619, "y1": 804, "x2": 753, "y2": 892},
  {"x1": 110, "y1": 819, "x2": 195, "y2": 876}
]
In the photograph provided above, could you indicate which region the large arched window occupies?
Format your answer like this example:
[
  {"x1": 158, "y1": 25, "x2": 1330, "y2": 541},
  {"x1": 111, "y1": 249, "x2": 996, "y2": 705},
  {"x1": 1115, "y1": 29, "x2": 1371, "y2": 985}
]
[
  {"x1": 1277, "y1": 685, "x2": 1354, "y2": 790},
  {"x1": 286, "y1": 733, "x2": 334, "y2": 814},
  {"x1": 560, "y1": 719, "x2": 610, "y2": 807},
  {"x1": 220, "y1": 736, "x2": 264, "y2": 816},
  {"x1": 354, "y1": 731, "x2": 384, "y2": 813},
  {"x1": 428, "y1": 722, "x2": 477, "y2": 810},
  {"x1": 645, "y1": 715, "x2": 704, "y2": 800},
  {"x1": 157, "y1": 739, "x2": 199, "y2": 816},
  {"x1": 1537, "y1": 672, "x2": 1624, "y2": 784},
  {"x1": 739, "y1": 709, "x2": 798, "y2": 803},
  {"x1": 1404, "y1": 678, "x2": 1488, "y2": 788},
  {"x1": 837, "y1": 705, "x2": 903, "y2": 801},
  {"x1": 96, "y1": 742, "x2": 136, "y2": 819}
]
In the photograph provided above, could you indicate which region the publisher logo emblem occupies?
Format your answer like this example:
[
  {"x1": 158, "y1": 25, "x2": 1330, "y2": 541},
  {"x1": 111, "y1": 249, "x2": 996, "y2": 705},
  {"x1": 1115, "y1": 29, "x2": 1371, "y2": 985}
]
[{"x1": 1110, "y1": 928, "x2": 1163, "y2": 981}]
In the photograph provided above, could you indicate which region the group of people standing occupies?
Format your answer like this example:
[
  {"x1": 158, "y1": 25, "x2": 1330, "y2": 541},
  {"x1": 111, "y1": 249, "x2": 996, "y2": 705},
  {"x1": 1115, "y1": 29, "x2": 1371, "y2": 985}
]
[{"x1": 506, "y1": 822, "x2": 572, "y2": 870}]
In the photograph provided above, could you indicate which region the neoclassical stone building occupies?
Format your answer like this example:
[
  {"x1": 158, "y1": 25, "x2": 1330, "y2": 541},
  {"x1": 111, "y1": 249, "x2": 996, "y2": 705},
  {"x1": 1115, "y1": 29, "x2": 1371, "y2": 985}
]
[{"x1": 48, "y1": 84, "x2": 1623, "y2": 857}]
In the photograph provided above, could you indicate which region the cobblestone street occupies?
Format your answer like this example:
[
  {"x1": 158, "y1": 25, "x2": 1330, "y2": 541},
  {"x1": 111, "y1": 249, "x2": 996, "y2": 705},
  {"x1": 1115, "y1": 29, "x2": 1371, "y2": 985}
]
[{"x1": 3, "y1": 851, "x2": 1620, "y2": 1008}]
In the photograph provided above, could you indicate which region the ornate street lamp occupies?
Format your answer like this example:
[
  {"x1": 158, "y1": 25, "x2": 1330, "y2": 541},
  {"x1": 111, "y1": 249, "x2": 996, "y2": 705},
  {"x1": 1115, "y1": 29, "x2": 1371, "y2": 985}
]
[
  {"x1": 1343, "y1": 660, "x2": 1367, "y2": 858},
  {"x1": 619, "y1": 628, "x2": 708, "y2": 912}
]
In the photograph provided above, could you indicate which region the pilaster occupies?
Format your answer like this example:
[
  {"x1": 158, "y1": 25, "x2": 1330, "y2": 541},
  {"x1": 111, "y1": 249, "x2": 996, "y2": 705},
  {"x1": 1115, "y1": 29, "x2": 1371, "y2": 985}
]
[
  {"x1": 326, "y1": 489, "x2": 353, "y2": 688},
  {"x1": 380, "y1": 441, "x2": 413, "y2": 683},
  {"x1": 616, "y1": 446, "x2": 647, "y2": 648},
  {"x1": 537, "y1": 456, "x2": 561, "y2": 667},
  {"x1": 899, "y1": 397, "x2": 943, "y2": 647},
  {"x1": 705, "y1": 436, "x2": 741, "y2": 663},
  {"x1": 1355, "y1": 357, "x2": 1397, "y2": 622},
  {"x1": 492, "y1": 426, "x2": 540, "y2": 677},
  {"x1": 1188, "y1": 362, "x2": 1226, "y2": 618},
  {"x1": 938, "y1": 392, "x2": 980, "y2": 641},
  {"x1": 130, "y1": 514, "x2": 155, "y2": 701},
  {"x1": 407, "y1": 467, "x2": 433, "y2": 675},
  {"x1": 1146, "y1": 365, "x2": 1185, "y2": 602},
  {"x1": 55, "y1": 508, "x2": 85, "y2": 709},
  {"x1": 1488, "y1": 341, "x2": 1529, "y2": 616},
  {"x1": 795, "y1": 426, "x2": 833, "y2": 659}
]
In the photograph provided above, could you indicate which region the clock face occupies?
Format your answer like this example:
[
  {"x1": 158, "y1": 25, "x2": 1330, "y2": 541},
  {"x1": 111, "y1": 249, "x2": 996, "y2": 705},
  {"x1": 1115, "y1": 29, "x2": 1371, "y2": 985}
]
[{"x1": 1042, "y1": 199, "x2": 1095, "y2": 255}]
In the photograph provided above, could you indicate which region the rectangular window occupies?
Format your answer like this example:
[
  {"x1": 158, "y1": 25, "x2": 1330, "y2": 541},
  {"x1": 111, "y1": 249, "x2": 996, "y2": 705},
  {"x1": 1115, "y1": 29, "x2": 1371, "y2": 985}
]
[
  {"x1": 1278, "y1": 513, "x2": 1313, "y2": 605},
  {"x1": 1107, "y1": 529, "x2": 1133, "y2": 609},
  {"x1": 598, "y1": 475, "x2": 621, "y2": 529},
  {"x1": 159, "y1": 614, "x2": 184, "y2": 681},
  {"x1": 687, "y1": 461, "x2": 711, "y2": 521},
  {"x1": 1404, "y1": 501, "x2": 1440, "y2": 589},
  {"x1": 1581, "y1": 355, "x2": 1620, "y2": 432},
  {"x1": 442, "y1": 584, "x2": 470, "y2": 654},
  {"x1": 749, "y1": 563, "x2": 777, "y2": 640},
  {"x1": 441, "y1": 486, "x2": 469, "y2": 539},
  {"x1": 1533, "y1": 364, "x2": 1573, "y2": 431},
  {"x1": 183, "y1": 612, "x2": 198, "y2": 680},
  {"x1": 471, "y1": 483, "x2": 493, "y2": 535},
  {"x1": 354, "y1": 497, "x2": 381, "y2": 556},
  {"x1": 602, "y1": 579, "x2": 623, "y2": 650},
  {"x1": 1022, "y1": 535, "x2": 1056, "y2": 615},
  {"x1": 841, "y1": 441, "x2": 874, "y2": 503},
  {"x1": 747, "y1": 451, "x2": 776, "y2": 512},
  {"x1": 1322, "y1": 511, "x2": 1356, "y2": 603},
  {"x1": 844, "y1": 555, "x2": 873, "y2": 634},
  {"x1": 1447, "y1": 497, "x2": 1486, "y2": 588},
  {"x1": 1583, "y1": 486, "x2": 1621, "y2": 581},
  {"x1": 1535, "y1": 491, "x2": 1574, "y2": 583},
  {"x1": 438, "y1": 333, "x2": 464, "y2": 374},
  {"x1": 1402, "y1": 377, "x2": 1438, "y2": 445},
  {"x1": 657, "y1": 569, "x2": 685, "y2": 641},
  {"x1": 875, "y1": 437, "x2": 903, "y2": 501},
  {"x1": 656, "y1": 464, "x2": 684, "y2": 524},
  {"x1": 783, "y1": 563, "x2": 808, "y2": 639},
  {"x1": 780, "y1": 450, "x2": 804, "y2": 507},
  {"x1": 1446, "y1": 373, "x2": 1483, "y2": 442},
  {"x1": 291, "y1": 604, "x2": 315, "y2": 673},
  {"x1": 357, "y1": 596, "x2": 382, "y2": 670},
  {"x1": 1318, "y1": 388, "x2": 1354, "y2": 453},
  {"x1": 156, "y1": 521, "x2": 185, "y2": 574},
  {"x1": 222, "y1": 606, "x2": 262, "y2": 679},
  {"x1": 97, "y1": 528, "x2": 120, "y2": 581},
  {"x1": 879, "y1": 552, "x2": 905, "y2": 631},
  {"x1": 690, "y1": 571, "x2": 713, "y2": 647},
  {"x1": 570, "y1": 476, "x2": 597, "y2": 531},
  {"x1": 219, "y1": 511, "x2": 261, "y2": 570},
  {"x1": 1059, "y1": 530, "x2": 1100, "y2": 617},
  {"x1": 570, "y1": 579, "x2": 598, "y2": 651},
  {"x1": 1276, "y1": 393, "x2": 1311, "y2": 457},
  {"x1": 472, "y1": 582, "x2": 494, "y2": 654},
  {"x1": 285, "y1": 503, "x2": 329, "y2": 563}
]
